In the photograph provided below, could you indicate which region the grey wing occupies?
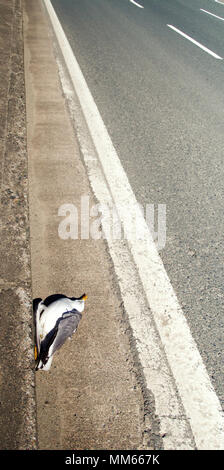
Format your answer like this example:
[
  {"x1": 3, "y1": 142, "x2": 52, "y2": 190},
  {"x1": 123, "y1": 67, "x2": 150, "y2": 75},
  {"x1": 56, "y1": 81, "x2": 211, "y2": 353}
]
[{"x1": 51, "y1": 310, "x2": 82, "y2": 356}]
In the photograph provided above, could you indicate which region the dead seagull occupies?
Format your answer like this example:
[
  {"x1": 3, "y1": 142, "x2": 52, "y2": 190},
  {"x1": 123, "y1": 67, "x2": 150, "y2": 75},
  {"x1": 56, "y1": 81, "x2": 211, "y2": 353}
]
[{"x1": 33, "y1": 293, "x2": 87, "y2": 371}]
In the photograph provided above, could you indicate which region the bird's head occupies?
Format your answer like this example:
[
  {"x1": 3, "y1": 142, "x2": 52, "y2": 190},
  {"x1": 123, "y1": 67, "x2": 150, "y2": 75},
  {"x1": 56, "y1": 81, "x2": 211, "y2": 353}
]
[
  {"x1": 71, "y1": 293, "x2": 87, "y2": 312},
  {"x1": 81, "y1": 294, "x2": 88, "y2": 301}
]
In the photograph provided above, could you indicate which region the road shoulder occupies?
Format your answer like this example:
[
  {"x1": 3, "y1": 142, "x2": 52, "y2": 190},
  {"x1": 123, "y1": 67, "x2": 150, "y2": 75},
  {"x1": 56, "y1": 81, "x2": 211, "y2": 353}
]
[{"x1": 24, "y1": 0, "x2": 151, "y2": 449}]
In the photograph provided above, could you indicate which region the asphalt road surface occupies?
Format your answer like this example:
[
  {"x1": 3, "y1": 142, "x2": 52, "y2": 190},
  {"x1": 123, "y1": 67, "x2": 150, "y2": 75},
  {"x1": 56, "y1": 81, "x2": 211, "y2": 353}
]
[
  {"x1": 42, "y1": 8, "x2": 223, "y2": 441},
  {"x1": 50, "y1": 0, "x2": 224, "y2": 410}
]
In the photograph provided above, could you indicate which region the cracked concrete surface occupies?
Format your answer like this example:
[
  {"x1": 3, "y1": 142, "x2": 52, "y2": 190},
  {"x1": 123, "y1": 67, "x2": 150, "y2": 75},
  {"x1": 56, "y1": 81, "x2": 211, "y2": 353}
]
[
  {"x1": 0, "y1": 0, "x2": 36, "y2": 450},
  {"x1": 23, "y1": 0, "x2": 157, "y2": 450}
]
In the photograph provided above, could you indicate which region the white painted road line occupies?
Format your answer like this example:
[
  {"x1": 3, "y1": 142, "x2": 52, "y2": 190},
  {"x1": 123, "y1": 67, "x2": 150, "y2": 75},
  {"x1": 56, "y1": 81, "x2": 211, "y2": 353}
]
[
  {"x1": 167, "y1": 24, "x2": 223, "y2": 59},
  {"x1": 201, "y1": 8, "x2": 224, "y2": 21},
  {"x1": 44, "y1": 0, "x2": 224, "y2": 449},
  {"x1": 56, "y1": 56, "x2": 194, "y2": 450},
  {"x1": 129, "y1": 0, "x2": 144, "y2": 8},
  {"x1": 215, "y1": 0, "x2": 224, "y2": 5}
]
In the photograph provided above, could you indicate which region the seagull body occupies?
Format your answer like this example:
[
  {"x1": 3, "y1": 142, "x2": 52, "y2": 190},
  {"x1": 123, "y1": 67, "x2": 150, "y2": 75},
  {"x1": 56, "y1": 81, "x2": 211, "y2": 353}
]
[{"x1": 33, "y1": 293, "x2": 87, "y2": 371}]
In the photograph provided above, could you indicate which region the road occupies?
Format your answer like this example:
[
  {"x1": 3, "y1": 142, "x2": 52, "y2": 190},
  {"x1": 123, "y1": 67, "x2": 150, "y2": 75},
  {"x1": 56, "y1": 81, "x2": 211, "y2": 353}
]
[{"x1": 51, "y1": 0, "x2": 224, "y2": 412}]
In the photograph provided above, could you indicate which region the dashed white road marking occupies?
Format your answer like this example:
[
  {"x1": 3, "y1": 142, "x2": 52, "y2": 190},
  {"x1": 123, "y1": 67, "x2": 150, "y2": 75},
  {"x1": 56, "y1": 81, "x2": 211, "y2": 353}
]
[
  {"x1": 129, "y1": 0, "x2": 144, "y2": 8},
  {"x1": 215, "y1": 0, "x2": 224, "y2": 5},
  {"x1": 167, "y1": 24, "x2": 223, "y2": 59},
  {"x1": 201, "y1": 8, "x2": 224, "y2": 21},
  {"x1": 44, "y1": 0, "x2": 224, "y2": 449}
]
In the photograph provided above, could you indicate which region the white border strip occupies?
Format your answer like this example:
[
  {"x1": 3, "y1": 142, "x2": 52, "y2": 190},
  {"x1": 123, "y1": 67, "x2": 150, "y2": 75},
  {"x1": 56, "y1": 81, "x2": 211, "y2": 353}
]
[
  {"x1": 167, "y1": 24, "x2": 222, "y2": 59},
  {"x1": 44, "y1": 0, "x2": 224, "y2": 449}
]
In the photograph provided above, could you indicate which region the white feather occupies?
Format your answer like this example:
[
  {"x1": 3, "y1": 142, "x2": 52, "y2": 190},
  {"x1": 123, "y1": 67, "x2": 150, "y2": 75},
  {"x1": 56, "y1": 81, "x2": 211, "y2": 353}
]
[{"x1": 35, "y1": 297, "x2": 85, "y2": 370}]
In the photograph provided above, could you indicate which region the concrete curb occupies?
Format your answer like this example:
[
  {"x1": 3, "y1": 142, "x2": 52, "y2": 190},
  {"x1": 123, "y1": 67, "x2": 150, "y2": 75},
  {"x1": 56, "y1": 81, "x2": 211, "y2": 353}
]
[{"x1": 0, "y1": 0, "x2": 37, "y2": 449}]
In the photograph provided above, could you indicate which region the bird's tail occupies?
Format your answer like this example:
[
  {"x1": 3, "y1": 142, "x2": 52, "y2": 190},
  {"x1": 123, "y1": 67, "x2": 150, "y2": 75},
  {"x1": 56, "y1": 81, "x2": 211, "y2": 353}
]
[{"x1": 36, "y1": 355, "x2": 53, "y2": 371}]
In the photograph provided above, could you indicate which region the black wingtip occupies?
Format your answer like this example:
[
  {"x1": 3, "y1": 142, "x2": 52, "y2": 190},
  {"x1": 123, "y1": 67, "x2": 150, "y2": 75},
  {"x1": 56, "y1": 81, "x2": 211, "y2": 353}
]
[
  {"x1": 33, "y1": 297, "x2": 42, "y2": 314},
  {"x1": 43, "y1": 294, "x2": 68, "y2": 307}
]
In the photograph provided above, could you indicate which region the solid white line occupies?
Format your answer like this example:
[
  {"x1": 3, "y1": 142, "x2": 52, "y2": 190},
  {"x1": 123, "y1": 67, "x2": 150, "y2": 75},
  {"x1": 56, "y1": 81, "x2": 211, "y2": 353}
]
[
  {"x1": 201, "y1": 8, "x2": 224, "y2": 21},
  {"x1": 55, "y1": 56, "x2": 194, "y2": 451},
  {"x1": 167, "y1": 24, "x2": 223, "y2": 59},
  {"x1": 44, "y1": 0, "x2": 224, "y2": 450},
  {"x1": 215, "y1": 0, "x2": 224, "y2": 5},
  {"x1": 129, "y1": 0, "x2": 144, "y2": 8}
]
